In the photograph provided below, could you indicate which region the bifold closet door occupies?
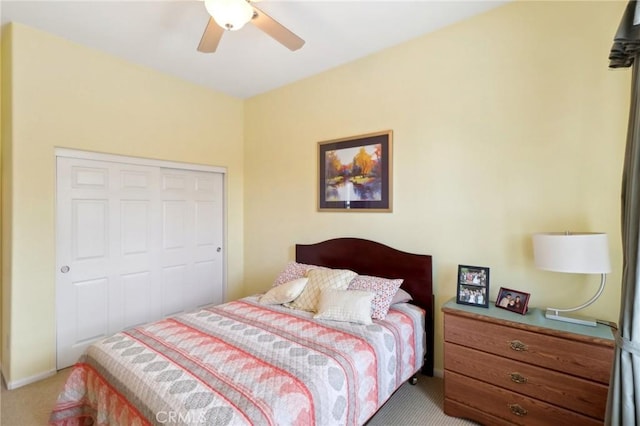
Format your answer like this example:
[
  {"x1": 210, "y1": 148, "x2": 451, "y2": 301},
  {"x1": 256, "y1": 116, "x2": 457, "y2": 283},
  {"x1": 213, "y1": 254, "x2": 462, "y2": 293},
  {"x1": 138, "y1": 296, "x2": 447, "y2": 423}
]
[
  {"x1": 159, "y1": 168, "x2": 225, "y2": 317},
  {"x1": 56, "y1": 157, "x2": 224, "y2": 369}
]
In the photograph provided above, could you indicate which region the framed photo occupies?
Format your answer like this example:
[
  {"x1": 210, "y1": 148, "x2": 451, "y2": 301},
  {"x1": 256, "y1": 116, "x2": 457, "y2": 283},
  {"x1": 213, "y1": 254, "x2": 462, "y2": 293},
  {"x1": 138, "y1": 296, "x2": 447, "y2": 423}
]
[
  {"x1": 456, "y1": 265, "x2": 489, "y2": 308},
  {"x1": 496, "y1": 287, "x2": 530, "y2": 315},
  {"x1": 318, "y1": 130, "x2": 392, "y2": 212}
]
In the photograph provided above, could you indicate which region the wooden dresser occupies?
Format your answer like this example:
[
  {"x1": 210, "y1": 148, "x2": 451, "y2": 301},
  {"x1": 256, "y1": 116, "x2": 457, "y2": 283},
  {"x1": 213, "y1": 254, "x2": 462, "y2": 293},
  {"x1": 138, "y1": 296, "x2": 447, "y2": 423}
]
[{"x1": 442, "y1": 298, "x2": 615, "y2": 425}]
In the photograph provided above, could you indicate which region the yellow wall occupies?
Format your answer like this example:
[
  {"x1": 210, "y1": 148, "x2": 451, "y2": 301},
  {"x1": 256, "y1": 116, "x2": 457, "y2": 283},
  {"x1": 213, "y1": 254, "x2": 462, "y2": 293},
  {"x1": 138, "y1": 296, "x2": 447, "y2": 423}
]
[
  {"x1": 1, "y1": 0, "x2": 631, "y2": 384},
  {"x1": 244, "y1": 1, "x2": 630, "y2": 372},
  {"x1": 2, "y1": 23, "x2": 245, "y2": 385},
  {"x1": 1, "y1": 25, "x2": 12, "y2": 382},
  {"x1": 0, "y1": 14, "x2": 4, "y2": 376}
]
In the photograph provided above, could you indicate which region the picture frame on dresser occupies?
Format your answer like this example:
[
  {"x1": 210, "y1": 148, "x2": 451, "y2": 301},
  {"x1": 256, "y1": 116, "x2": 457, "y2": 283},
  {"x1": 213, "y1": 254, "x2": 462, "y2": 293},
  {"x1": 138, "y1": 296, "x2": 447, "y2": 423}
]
[
  {"x1": 456, "y1": 265, "x2": 489, "y2": 308},
  {"x1": 496, "y1": 286, "x2": 530, "y2": 315}
]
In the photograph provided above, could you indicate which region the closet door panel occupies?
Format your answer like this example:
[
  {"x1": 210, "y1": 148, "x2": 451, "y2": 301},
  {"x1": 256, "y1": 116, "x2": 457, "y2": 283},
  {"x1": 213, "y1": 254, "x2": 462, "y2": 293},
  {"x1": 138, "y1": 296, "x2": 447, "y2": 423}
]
[
  {"x1": 113, "y1": 164, "x2": 161, "y2": 333},
  {"x1": 57, "y1": 159, "x2": 160, "y2": 367},
  {"x1": 74, "y1": 278, "x2": 109, "y2": 344},
  {"x1": 159, "y1": 169, "x2": 224, "y2": 313},
  {"x1": 121, "y1": 271, "x2": 153, "y2": 329},
  {"x1": 57, "y1": 158, "x2": 117, "y2": 368},
  {"x1": 193, "y1": 172, "x2": 224, "y2": 307}
]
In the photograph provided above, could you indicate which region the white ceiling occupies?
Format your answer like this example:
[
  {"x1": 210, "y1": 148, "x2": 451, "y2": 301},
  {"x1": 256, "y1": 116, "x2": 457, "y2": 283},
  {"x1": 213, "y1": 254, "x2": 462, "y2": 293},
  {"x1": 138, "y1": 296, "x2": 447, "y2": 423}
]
[{"x1": 1, "y1": 0, "x2": 508, "y2": 98}]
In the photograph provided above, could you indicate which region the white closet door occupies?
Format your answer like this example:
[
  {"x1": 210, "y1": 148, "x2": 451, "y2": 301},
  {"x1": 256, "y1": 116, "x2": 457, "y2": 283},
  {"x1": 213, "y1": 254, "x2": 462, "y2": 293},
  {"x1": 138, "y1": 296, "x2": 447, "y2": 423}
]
[
  {"x1": 116, "y1": 165, "x2": 163, "y2": 330},
  {"x1": 159, "y1": 169, "x2": 224, "y2": 316},
  {"x1": 56, "y1": 156, "x2": 224, "y2": 369},
  {"x1": 192, "y1": 171, "x2": 225, "y2": 309},
  {"x1": 56, "y1": 157, "x2": 161, "y2": 368}
]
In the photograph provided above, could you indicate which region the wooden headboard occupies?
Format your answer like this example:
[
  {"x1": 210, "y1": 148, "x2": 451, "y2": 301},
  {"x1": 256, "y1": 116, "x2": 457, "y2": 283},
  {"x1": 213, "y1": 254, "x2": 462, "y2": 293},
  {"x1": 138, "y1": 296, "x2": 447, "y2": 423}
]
[{"x1": 295, "y1": 237, "x2": 434, "y2": 376}]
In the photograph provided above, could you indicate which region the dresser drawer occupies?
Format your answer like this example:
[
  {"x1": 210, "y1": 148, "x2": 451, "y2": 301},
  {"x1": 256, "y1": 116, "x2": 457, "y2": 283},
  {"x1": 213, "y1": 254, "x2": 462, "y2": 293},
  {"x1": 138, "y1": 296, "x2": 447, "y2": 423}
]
[
  {"x1": 445, "y1": 370, "x2": 602, "y2": 426},
  {"x1": 444, "y1": 342, "x2": 608, "y2": 420},
  {"x1": 444, "y1": 313, "x2": 613, "y2": 384},
  {"x1": 444, "y1": 398, "x2": 517, "y2": 426}
]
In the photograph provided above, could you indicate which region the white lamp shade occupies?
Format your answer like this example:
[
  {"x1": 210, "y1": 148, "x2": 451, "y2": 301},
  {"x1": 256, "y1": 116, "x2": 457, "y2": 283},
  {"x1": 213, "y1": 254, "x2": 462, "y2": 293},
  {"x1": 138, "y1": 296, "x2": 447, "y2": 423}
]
[
  {"x1": 204, "y1": 0, "x2": 254, "y2": 31},
  {"x1": 533, "y1": 232, "x2": 611, "y2": 274}
]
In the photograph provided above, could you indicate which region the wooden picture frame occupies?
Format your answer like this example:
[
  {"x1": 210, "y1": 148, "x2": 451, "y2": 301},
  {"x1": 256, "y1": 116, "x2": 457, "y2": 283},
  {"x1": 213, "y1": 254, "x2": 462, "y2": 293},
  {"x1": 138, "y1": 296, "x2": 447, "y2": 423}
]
[
  {"x1": 318, "y1": 130, "x2": 392, "y2": 212},
  {"x1": 456, "y1": 265, "x2": 489, "y2": 308},
  {"x1": 496, "y1": 287, "x2": 530, "y2": 315}
]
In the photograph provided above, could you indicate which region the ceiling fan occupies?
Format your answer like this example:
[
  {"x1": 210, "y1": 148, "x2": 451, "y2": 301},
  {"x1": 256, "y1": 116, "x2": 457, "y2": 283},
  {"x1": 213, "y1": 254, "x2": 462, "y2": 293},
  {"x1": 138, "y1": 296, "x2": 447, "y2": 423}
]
[{"x1": 197, "y1": 0, "x2": 305, "y2": 53}]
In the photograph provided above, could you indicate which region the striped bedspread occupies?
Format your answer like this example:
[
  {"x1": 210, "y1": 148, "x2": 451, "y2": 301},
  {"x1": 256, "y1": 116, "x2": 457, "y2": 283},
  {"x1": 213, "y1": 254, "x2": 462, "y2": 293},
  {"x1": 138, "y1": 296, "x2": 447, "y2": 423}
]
[{"x1": 50, "y1": 296, "x2": 425, "y2": 426}]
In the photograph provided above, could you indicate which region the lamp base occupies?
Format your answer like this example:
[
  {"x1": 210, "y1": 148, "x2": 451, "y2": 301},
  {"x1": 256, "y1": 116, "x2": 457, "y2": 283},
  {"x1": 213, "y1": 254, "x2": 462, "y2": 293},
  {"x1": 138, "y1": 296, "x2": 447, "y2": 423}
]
[{"x1": 545, "y1": 310, "x2": 597, "y2": 327}]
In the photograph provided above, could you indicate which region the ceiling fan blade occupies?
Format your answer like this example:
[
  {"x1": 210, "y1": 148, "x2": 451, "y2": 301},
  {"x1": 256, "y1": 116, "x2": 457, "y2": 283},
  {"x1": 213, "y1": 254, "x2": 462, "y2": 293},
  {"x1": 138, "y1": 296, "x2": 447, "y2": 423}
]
[
  {"x1": 198, "y1": 18, "x2": 224, "y2": 53},
  {"x1": 251, "y1": 5, "x2": 305, "y2": 51}
]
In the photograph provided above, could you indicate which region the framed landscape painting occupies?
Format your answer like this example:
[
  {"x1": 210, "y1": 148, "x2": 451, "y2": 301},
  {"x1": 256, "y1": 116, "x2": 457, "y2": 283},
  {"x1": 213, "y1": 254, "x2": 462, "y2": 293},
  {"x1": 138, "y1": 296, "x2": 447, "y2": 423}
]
[{"x1": 318, "y1": 130, "x2": 392, "y2": 212}]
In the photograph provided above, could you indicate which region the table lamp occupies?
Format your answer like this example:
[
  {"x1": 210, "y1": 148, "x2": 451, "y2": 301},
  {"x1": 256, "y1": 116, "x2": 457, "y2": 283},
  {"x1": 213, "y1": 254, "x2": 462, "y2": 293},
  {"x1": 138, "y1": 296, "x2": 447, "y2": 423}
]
[{"x1": 532, "y1": 232, "x2": 611, "y2": 326}]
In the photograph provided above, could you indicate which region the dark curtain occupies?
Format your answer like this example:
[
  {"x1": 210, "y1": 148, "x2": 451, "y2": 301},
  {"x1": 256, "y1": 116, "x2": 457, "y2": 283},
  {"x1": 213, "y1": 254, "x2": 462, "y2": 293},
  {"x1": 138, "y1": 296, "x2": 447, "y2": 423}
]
[{"x1": 607, "y1": 1, "x2": 640, "y2": 424}]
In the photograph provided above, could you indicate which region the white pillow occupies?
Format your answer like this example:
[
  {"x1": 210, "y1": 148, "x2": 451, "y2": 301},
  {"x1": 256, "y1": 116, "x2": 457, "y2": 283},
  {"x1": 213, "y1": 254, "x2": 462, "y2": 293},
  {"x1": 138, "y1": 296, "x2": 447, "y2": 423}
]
[
  {"x1": 391, "y1": 288, "x2": 413, "y2": 305},
  {"x1": 314, "y1": 289, "x2": 375, "y2": 325},
  {"x1": 287, "y1": 268, "x2": 357, "y2": 312},
  {"x1": 259, "y1": 277, "x2": 309, "y2": 305}
]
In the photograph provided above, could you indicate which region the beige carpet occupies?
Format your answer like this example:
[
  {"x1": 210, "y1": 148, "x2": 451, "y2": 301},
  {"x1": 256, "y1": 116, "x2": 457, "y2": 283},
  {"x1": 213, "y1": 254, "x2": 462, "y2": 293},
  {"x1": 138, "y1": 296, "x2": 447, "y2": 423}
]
[
  {"x1": 1, "y1": 369, "x2": 72, "y2": 426},
  {"x1": 1, "y1": 370, "x2": 477, "y2": 425},
  {"x1": 367, "y1": 376, "x2": 478, "y2": 426}
]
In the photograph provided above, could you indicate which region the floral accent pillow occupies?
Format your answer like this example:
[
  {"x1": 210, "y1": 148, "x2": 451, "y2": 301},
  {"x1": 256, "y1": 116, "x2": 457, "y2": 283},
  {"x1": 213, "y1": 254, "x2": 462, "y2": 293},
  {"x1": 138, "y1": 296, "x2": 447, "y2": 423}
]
[
  {"x1": 348, "y1": 275, "x2": 403, "y2": 319},
  {"x1": 272, "y1": 262, "x2": 324, "y2": 287}
]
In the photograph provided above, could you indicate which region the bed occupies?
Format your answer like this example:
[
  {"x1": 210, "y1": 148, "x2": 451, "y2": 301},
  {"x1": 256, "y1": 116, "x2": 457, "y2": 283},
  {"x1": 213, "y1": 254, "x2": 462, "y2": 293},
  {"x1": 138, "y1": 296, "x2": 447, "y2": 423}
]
[{"x1": 50, "y1": 238, "x2": 434, "y2": 425}]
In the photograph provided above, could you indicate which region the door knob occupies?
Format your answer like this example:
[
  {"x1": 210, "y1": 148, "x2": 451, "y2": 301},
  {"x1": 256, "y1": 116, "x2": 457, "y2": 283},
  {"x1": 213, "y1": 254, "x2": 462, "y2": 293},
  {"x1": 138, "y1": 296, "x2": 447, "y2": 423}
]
[{"x1": 60, "y1": 265, "x2": 70, "y2": 273}]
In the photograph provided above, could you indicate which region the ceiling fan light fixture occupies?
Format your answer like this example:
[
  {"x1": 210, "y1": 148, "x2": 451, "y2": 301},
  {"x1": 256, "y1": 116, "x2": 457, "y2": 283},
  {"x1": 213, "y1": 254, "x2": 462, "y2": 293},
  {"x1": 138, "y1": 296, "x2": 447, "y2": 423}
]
[{"x1": 204, "y1": 0, "x2": 254, "y2": 31}]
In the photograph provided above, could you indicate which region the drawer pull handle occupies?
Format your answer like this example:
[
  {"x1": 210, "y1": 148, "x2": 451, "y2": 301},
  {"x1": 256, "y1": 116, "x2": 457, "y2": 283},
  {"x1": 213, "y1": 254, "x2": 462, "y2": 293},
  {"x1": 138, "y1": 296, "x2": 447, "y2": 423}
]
[
  {"x1": 508, "y1": 403, "x2": 528, "y2": 417},
  {"x1": 509, "y1": 340, "x2": 528, "y2": 352},
  {"x1": 509, "y1": 373, "x2": 527, "y2": 384}
]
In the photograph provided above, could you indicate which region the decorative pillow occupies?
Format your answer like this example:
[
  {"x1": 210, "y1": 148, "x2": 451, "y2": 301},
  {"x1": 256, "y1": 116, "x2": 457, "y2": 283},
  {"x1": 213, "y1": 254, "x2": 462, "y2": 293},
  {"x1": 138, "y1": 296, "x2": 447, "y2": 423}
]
[
  {"x1": 272, "y1": 262, "x2": 323, "y2": 287},
  {"x1": 259, "y1": 277, "x2": 309, "y2": 305},
  {"x1": 348, "y1": 275, "x2": 403, "y2": 319},
  {"x1": 314, "y1": 289, "x2": 375, "y2": 325},
  {"x1": 287, "y1": 268, "x2": 357, "y2": 312},
  {"x1": 391, "y1": 288, "x2": 413, "y2": 305}
]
